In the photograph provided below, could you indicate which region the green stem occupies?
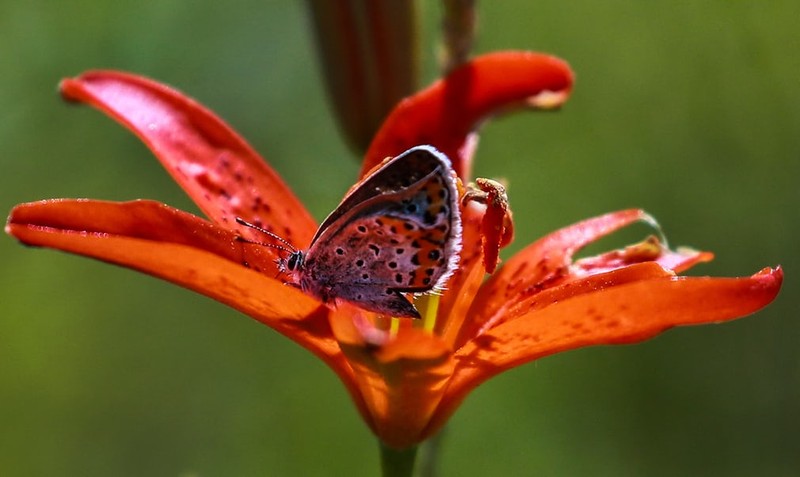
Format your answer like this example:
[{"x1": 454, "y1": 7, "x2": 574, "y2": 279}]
[
  {"x1": 418, "y1": 429, "x2": 446, "y2": 477},
  {"x1": 379, "y1": 442, "x2": 418, "y2": 477},
  {"x1": 440, "y1": 0, "x2": 476, "y2": 73}
]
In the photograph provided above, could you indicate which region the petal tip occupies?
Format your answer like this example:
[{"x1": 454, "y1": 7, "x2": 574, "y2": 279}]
[
  {"x1": 755, "y1": 266, "x2": 783, "y2": 289},
  {"x1": 59, "y1": 76, "x2": 83, "y2": 102},
  {"x1": 526, "y1": 89, "x2": 570, "y2": 109}
]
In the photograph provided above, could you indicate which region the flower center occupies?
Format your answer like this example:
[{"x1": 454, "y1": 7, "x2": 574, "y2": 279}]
[{"x1": 384, "y1": 294, "x2": 441, "y2": 340}]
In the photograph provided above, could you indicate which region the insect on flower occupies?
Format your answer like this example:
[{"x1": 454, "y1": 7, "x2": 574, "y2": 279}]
[{"x1": 236, "y1": 146, "x2": 462, "y2": 319}]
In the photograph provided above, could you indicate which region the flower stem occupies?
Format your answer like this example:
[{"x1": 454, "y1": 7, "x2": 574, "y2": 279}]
[
  {"x1": 440, "y1": 0, "x2": 476, "y2": 73},
  {"x1": 418, "y1": 429, "x2": 447, "y2": 477},
  {"x1": 379, "y1": 442, "x2": 418, "y2": 477}
]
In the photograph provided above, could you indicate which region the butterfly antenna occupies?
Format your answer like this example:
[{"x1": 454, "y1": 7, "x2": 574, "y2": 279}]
[{"x1": 235, "y1": 217, "x2": 297, "y2": 253}]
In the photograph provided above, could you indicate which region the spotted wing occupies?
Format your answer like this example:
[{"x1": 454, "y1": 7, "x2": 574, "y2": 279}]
[
  {"x1": 312, "y1": 146, "x2": 455, "y2": 243},
  {"x1": 301, "y1": 147, "x2": 462, "y2": 318}
]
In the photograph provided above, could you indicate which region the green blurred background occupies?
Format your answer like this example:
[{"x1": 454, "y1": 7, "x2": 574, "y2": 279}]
[{"x1": 1, "y1": 1, "x2": 798, "y2": 475}]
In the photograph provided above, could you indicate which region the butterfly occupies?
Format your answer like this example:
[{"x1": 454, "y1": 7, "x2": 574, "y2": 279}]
[{"x1": 238, "y1": 145, "x2": 462, "y2": 319}]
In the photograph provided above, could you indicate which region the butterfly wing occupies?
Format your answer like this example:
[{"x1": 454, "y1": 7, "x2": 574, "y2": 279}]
[
  {"x1": 300, "y1": 146, "x2": 462, "y2": 318},
  {"x1": 312, "y1": 146, "x2": 457, "y2": 243}
]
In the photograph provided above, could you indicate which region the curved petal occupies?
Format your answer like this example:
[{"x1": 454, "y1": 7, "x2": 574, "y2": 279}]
[
  {"x1": 362, "y1": 51, "x2": 574, "y2": 179},
  {"x1": 60, "y1": 71, "x2": 317, "y2": 246},
  {"x1": 462, "y1": 209, "x2": 651, "y2": 343},
  {"x1": 5, "y1": 199, "x2": 354, "y2": 375},
  {"x1": 494, "y1": 262, "x2": 675, "y2": 329},
  {"x1": 570, "y1": 236, "x2": 714, "y2": 279},
  {"x1": 428, "y1": 267, "x2": 783, "y2": 437}
]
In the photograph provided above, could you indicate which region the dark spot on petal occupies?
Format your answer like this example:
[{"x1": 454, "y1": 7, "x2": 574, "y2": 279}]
[
  {"x1": 336, "y1": 248, "x2": 345, "y2": 255},
  {"x1": 428, "y1": 250, "x2": 441, "y2": 260},
  {"x1": 362, "y1": 273, "x2": 369, "y2": 280},
  {"x1": 357, "y1": 225, "x2": 367, "y2": 233},
  {"x1": 411, "y1": 254, "x2": 420, "y2": 266},
  {"x1": 356, "y1": 259, "x2": 365, "y2": 267},
  {"x1": 368, "y1": 244, "x2": 380, "y2": 256},
  {"x1": 396, "y1": 248, "x2": 405, "y2": 254},
  {"x1": 403, "y1": 222, "x2": 415, "y2": 231},
  {"x1": 422, "y1": 277, "x2": 431, "y2": 285},
  {"x1": 395, "y1": 273, "x2": 403, "y2": 283},
  {"x1": 425, "y1": 268, "x2": 435, "y2": 276},
  {"x1": 388, "y1": 262, "x2": 398, "y2": 269}
]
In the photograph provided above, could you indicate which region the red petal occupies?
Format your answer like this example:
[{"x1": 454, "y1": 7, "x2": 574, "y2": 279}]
[
  {"x1": 461, "y1": 209, "x2": 649, "y2": 345},
  {"x1": 497, "y1": 262, "x2": 675, "y2": 326},
  {"x1": 362, "y1": 51, "x2": 574, "y2": 179},
  {"x1": 5, "y1": 200, "x2": 350, "y2": 367},
  {"x1": 59, "y1": 71, "x2": 316, "y2": 246},
  {"x1": 571, "y1": 236, "x2": 714, "y2": 278},
  {"x1": 429, "y1": 266, "x2": 783, "y2": 437}
]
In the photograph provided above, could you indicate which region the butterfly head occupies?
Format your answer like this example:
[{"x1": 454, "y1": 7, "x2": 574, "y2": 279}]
[{"x1": 281, "y1": 250, "x2": 305, "y2": 274}]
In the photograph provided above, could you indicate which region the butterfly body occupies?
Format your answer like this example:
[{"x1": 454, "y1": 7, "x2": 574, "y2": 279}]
[{"x1": 279, "y1": 146, "x2": 461, "y2": 318}]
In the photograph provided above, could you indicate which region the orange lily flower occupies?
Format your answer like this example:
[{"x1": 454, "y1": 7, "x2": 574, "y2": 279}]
[{"x1": 5, "y1": 51, "x2": 782, "y2": 451}]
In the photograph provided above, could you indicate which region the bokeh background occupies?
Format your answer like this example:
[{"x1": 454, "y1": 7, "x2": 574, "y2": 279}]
[{"x1": 1, "y1": 1, "x2": 798, "y2": 475}]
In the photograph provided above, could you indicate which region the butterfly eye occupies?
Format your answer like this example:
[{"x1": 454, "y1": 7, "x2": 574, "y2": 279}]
[{"x1": 287, "y1": 252, "x2": 303, "y2": 271}]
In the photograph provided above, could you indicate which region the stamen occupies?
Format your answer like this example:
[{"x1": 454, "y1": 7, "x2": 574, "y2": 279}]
[
  {"x1": 389, "y1": 317, "x2": 401, "y2": 338},
  {"x1": 415, "y1": 294, "x2": 440, "y2": 333}
]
